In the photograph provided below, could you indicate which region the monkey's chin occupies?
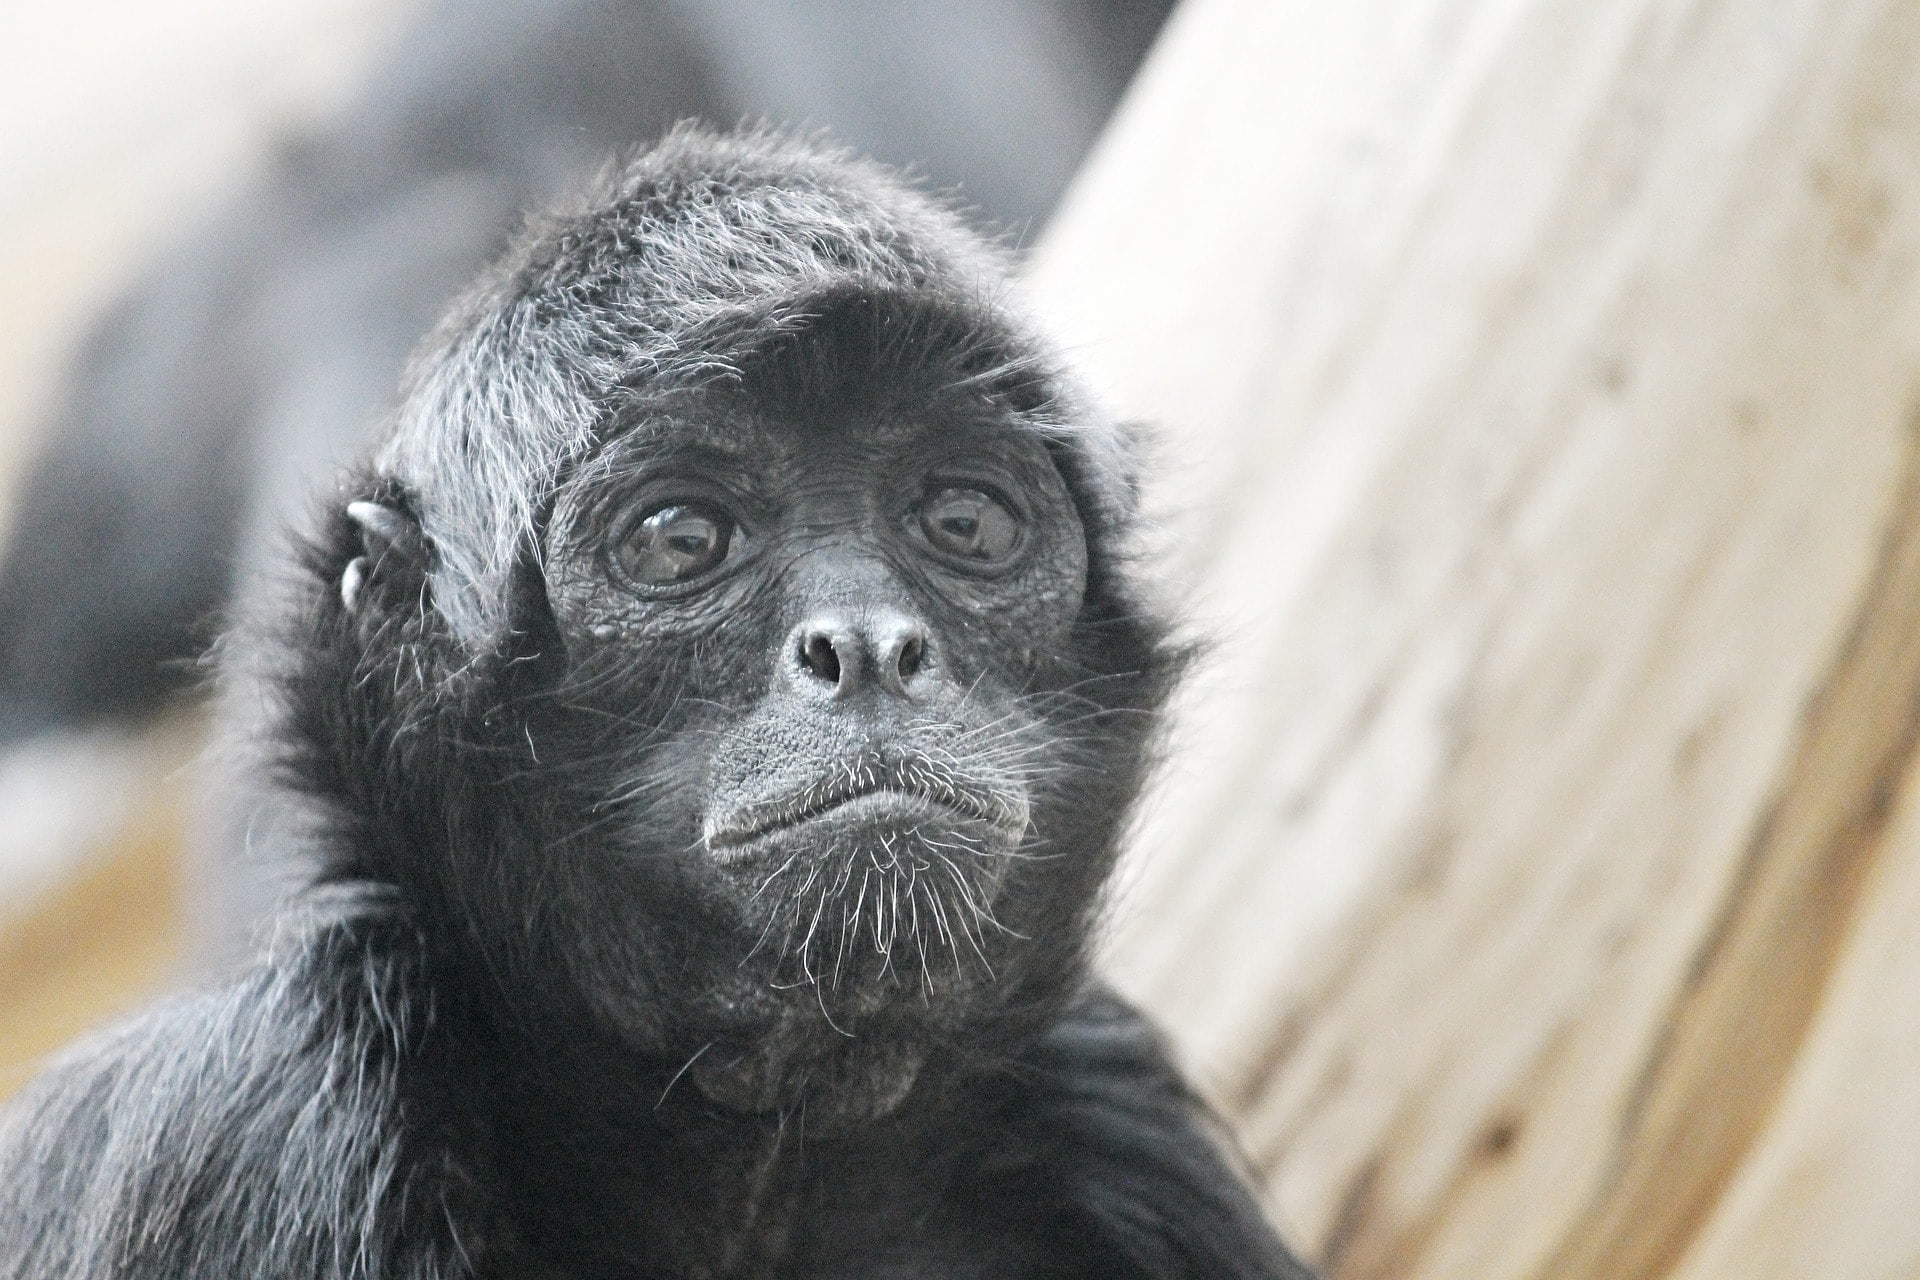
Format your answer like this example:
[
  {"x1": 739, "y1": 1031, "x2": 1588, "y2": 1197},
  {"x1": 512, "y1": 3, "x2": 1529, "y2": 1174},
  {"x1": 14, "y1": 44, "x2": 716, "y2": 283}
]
[
  {"x1": 674, "y1": 800, "x2": 1025, "y2": 1111},
  {"x1": 713, "y1": 800, "x2": 1022, "y2": 993}
]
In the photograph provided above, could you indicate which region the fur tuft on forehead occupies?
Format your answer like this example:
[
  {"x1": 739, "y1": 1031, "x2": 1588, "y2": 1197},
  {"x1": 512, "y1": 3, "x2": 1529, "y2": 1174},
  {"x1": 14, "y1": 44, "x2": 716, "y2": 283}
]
[
  {"x1": 724, "y1": 284, "x2": 1059, "y2": 427},
  {"x1": 376, "y1": 124, "x2": 1130, "y2": 648}
]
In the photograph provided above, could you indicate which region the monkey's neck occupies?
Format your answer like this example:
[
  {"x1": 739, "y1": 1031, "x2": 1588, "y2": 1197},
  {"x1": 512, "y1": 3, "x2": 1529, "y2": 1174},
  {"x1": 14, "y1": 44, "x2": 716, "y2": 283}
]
[{"x1": 440, "y1": 978, "x2": 825, "y2": 1276}]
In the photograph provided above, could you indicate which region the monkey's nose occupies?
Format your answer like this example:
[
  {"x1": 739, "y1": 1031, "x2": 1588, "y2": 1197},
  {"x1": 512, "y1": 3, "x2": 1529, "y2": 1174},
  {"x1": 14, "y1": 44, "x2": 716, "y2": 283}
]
[{"x1": 789, "y1": 617, "x2": 929, "y2": 699}]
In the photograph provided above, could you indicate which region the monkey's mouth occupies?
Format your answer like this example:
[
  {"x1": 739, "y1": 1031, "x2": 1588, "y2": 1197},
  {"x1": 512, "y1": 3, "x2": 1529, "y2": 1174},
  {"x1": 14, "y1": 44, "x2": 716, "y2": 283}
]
[{"x1": 704, "y1": 754, "x2": 1027, "y2": 852}]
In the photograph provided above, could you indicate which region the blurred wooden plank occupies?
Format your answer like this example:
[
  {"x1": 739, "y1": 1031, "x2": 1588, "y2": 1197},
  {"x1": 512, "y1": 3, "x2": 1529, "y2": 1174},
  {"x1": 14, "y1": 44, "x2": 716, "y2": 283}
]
[
  {"x1": 1542, "y1": 424, "x2": 1920, "y2": 1278},
  {"x1": 1671, "y1": 755, "x2": 1920, "y2": 1279},
  {"x1": 1033, "y1": 0, "x2": 1920, "y2": 1276},
  {"x1": 0, "y1": 726, "x2": 197, "y2": 1100}
]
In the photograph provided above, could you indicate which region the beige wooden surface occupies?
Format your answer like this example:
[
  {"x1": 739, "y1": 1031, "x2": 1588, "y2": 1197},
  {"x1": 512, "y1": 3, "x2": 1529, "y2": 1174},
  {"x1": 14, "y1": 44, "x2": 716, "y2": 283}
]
[{"x1": 1031, "y1": 1, "x2": 1920, "y2": 1276}]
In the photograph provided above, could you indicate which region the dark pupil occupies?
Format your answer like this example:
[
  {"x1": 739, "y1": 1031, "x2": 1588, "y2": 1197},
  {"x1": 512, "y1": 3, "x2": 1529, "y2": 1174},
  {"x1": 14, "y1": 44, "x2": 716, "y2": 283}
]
[
  {"x1": 923, "y1": 488, "x2": 1016, "y2": 560},
  {"x1": 621, "y1": 505, "x2": 728, "y2": 584}
]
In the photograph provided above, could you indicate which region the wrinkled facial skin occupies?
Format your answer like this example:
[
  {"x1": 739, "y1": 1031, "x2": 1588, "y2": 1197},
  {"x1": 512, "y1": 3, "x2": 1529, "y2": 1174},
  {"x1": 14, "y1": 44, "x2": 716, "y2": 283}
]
[{"x1": 526, "y1": 365, "x2": 1094, "y2": 1116}]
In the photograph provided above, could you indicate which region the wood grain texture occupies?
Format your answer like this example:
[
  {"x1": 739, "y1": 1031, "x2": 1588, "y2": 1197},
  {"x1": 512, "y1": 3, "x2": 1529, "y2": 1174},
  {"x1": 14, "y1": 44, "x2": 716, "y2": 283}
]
[
  {"x1": 1031, "y1": 1, "x2": 1920, "y2": 1276},
  {"x1": 1671, "y1": 752, "x2": 1920, "y2": 1279}
]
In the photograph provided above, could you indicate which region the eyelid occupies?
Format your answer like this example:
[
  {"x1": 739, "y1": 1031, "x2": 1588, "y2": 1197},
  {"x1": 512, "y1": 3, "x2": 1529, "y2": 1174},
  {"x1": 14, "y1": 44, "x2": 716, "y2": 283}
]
[
  {"x1": 604, "y1": 491, "x2": 713, "y2": 549},
  {"x1": 917, "y1": 471, "x2": 1029, "y2": 521},
  {"x1": 603, "y1": 469, "x2": 760, "y2": 534}
]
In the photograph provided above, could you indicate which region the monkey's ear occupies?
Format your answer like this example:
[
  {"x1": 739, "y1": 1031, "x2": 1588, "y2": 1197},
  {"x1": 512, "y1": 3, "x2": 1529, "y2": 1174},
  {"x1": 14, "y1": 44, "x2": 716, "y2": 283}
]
[{"x1": 339, "y1": 499, "x2": 429, "y2": 614}]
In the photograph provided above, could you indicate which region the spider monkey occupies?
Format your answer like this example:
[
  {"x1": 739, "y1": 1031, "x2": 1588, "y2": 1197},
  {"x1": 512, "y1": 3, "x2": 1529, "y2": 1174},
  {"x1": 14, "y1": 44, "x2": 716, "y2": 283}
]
[{"x1": 0, "y1": 127, "x2": 1314, "y2": 1280}]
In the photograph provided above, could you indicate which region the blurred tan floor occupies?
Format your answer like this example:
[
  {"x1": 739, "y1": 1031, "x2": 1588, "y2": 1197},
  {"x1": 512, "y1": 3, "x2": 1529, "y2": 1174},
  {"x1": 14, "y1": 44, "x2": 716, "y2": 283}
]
[
  {"x1": 0, "y1": 766, "x2": 188, "y2": 1098},
  {"x1": 0, "y1": 0, "x2": 414, "y2": 1098}
]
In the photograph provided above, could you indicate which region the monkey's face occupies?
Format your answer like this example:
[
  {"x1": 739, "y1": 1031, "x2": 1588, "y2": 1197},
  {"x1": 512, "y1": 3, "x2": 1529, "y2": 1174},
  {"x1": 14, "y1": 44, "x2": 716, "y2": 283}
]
[{"x1": 516, "y1": 337, "x2": 1117, "y2": 1114}]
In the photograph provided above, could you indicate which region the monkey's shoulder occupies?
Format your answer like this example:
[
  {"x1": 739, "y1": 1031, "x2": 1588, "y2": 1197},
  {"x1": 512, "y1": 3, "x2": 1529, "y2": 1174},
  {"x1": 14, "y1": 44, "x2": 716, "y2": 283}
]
[
  {"x1": 0, "y1": 895, "x2": 477, "y2": 1279},
  {"x1": 958, "y1": 989, "x2": 1315, "y2": 1280}
]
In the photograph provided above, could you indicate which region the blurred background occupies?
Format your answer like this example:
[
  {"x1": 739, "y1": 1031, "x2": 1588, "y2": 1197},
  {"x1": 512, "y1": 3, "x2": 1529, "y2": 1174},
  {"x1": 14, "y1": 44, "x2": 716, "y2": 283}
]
[
  {"x1": 9, "y1": 2, "x2": 1920, "y2": 1278},
  {"x1": 0, "y1": 0, "x2": 409, "y2": 1096}
]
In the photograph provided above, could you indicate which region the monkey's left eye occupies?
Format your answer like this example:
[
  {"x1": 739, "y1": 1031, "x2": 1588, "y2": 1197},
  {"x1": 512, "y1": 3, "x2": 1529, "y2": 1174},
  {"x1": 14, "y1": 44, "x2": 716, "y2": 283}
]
[
  {"x1": 915, "y1": 487, "x2": 1021, "y2": 564},
  {"x1": 616, "y1": 502, "x2": 735, "y2": 586}
]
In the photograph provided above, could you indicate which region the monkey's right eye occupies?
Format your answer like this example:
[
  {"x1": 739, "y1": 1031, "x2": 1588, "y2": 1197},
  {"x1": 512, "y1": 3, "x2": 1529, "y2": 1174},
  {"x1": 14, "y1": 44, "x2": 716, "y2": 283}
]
[{"x1": 615, "y1": 502, "x2": 735, "y2": 586}]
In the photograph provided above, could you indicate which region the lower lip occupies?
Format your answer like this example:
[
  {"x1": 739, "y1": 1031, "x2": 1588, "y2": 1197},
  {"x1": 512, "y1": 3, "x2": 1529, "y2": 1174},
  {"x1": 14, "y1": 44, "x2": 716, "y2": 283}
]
[{"x1": 709, "y1": 789, "x2": 980, "y2": 857}]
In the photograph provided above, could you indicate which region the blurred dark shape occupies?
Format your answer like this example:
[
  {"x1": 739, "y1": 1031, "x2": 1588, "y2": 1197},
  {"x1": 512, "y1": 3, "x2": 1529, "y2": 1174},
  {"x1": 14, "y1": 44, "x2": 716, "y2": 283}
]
[{"x1": 0, "y1": 0, "x2": 1175, "y2": 740}]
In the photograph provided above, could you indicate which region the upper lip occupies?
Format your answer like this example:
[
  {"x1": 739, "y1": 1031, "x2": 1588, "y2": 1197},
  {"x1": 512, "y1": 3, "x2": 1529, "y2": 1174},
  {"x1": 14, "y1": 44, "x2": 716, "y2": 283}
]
[{"x1": 705, "y1": 754, "x2": 1019, "y2": 849}]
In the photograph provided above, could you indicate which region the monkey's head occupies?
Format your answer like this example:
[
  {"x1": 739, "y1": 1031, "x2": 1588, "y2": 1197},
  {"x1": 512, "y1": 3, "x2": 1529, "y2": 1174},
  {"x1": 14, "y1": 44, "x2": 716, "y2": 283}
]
[{"x1": 278, "y1": 127, "x2": 1172, "y2": 1123}]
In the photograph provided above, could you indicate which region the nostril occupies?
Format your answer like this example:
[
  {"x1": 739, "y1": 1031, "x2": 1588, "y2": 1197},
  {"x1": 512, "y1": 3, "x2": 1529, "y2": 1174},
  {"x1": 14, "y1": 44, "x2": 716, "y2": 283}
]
[
  {"x1": 789, "y1": 619, "x2": 925, "y2": 697},
  {"x1": 800, "y1": 631, "x2": 842, "y2": 685},
  {"x1": 895, "y1": 632, "x2": 925, "y2": 681}
]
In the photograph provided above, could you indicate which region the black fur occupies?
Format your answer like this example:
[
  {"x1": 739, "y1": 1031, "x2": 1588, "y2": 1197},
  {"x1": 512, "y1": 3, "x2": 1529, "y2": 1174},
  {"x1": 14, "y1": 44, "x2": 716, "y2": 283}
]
[{"x1": 0, "y1": 130, "x2": 1313, "y2": 1280}]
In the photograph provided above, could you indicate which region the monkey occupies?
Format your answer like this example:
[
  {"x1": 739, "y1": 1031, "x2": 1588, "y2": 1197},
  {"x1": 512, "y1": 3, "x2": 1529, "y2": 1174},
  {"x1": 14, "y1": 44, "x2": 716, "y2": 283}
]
[
  {"x1": 0, "y1": 127, "x2": 1314, "y2": 1280},
  {"x1": 0, "y1": 0, "x2": 1179, "y2": 964}
]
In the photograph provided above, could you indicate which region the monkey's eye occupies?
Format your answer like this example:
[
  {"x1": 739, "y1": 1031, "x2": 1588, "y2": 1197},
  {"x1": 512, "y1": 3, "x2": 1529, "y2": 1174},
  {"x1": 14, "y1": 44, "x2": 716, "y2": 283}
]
[
  {"x1": 916, "y1": 487, "x2": 1020, "y2": 563},
  {"x1": 616, "y1": 502, "x2": 734, "y2": 586}
]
